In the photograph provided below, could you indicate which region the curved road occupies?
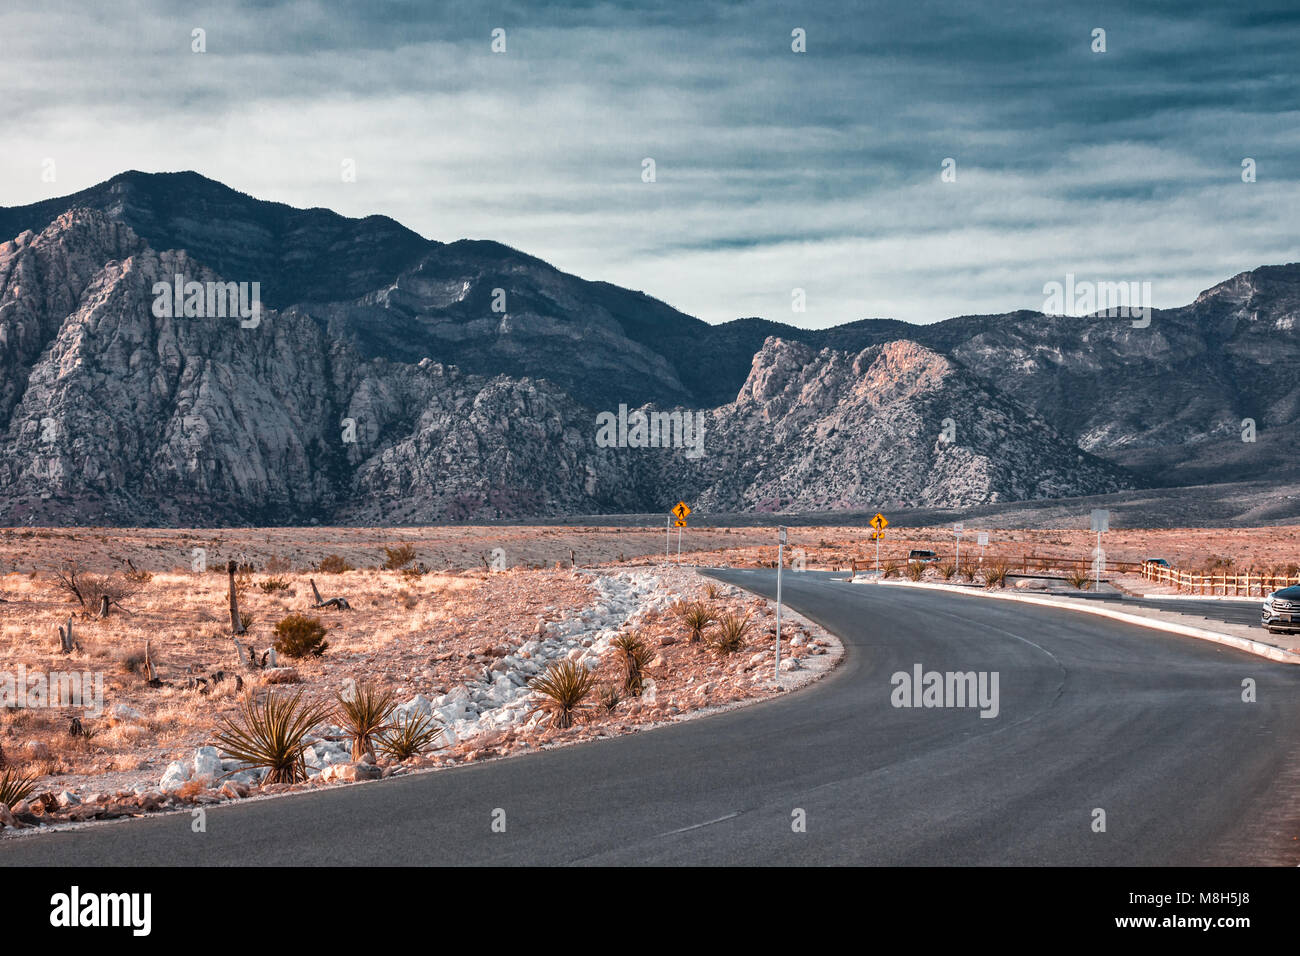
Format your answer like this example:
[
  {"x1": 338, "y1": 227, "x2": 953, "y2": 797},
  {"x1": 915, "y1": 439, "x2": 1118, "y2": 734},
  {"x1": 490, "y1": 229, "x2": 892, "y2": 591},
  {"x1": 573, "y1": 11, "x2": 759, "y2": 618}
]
[{"x1": 4, "y1": 570, "x2": 1299, "y2": 865}]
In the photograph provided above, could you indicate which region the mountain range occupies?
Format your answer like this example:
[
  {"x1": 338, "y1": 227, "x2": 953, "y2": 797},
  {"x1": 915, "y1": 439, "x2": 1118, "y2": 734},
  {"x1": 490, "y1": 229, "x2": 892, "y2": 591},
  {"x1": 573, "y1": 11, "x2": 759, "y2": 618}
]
[{"x1": 0, "y1": 171, "x2": 1295, "y2": 525}]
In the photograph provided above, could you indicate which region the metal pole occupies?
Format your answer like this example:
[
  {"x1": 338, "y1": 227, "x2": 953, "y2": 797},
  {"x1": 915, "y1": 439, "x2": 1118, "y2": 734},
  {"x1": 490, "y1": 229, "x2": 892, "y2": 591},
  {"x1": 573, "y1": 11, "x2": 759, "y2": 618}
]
[
  {"x1": 875, "y1": 534, "x2": 880, "y2": 575},
  {"x1": 666, "y1": 515, "x2": 670, "y2": 561},
  {"x1": 1095, "y1": 530, "x2": 1101, "y2": 590},
  {"x1": 775, "y1": 528, "x2": 785, "y2": 679},
  {"x1": 955, "y1": 534, "x2": 961, "y2": 574},
  {"x1": 677, "y1": 526, "x2": 681, "y2": 562}
]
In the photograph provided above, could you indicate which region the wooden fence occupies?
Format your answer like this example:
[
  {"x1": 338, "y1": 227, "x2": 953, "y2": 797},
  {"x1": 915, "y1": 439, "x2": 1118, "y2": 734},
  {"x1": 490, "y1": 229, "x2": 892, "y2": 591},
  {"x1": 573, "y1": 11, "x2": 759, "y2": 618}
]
[
  {"x1": 1140, "y1": 562, "x2": 1300, "y2": 597},
  {"x1": 850, "y1": 553, "x2": 1144, "y2": 575}
]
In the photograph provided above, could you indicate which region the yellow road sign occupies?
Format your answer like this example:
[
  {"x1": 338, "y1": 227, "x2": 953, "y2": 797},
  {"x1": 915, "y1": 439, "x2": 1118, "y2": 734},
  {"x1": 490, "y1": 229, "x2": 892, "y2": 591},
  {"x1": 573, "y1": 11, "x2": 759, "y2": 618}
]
[
  {"x1": 674, "y1": 518, "x2": 687, "y2": 528},
  {"x1": 672, "y1": 501, "x2": 691, "y2": 520},
  {"x1": 869, "y1": 530, "x2": 884, "y2": 540},
  {"x1": 870, "y1": 512, "x2": 888, "y2": 531}
]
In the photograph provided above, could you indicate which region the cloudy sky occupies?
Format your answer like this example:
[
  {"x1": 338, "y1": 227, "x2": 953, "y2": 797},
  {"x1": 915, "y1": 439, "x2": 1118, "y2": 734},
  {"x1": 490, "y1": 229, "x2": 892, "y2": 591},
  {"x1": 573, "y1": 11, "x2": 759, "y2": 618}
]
[{"x1": 2, "y1": 0, "x2": 1297, "y2": 326}]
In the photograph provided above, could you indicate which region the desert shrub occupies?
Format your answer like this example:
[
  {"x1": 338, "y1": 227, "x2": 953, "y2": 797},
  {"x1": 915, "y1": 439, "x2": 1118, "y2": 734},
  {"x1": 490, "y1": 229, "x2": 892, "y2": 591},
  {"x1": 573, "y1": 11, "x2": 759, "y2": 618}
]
[
  {"x1": 881, "y1": 561, "x2": 900, "y2": 579},
  {"x1": 317, "y1": 554, "x2": 353, "y2": 574},
  {"x1": 53, "y1": 564, "x2": 139, "y2": 610},
  {"x1": 1, "y1": 767, "x2": 38, "y2": 808},
  {"x1": 598, "y1": 685, "x2": 623, "y2": 714},
  {"x1": 961, "y1": 564, "x2": 978, "y2": 582},
  {"x1": 336, "y1": 682, "x2": 396, "y2": 761},
  {"x1": 710, "y1": 613, "x2": 752, "y2": 655},
  {"x1": 906, "y1": 561, "x2": 926, "y2": 581},
  {"x1": 611, "y1": 631, "x2": 653, "y2": 697},
  {"x1": 213, "y1": 689, "x2": 331, "y2": 786},
  {"x1": 117, "y1": 649, "x2": 146, "y2": 674},
  {"x1": 938, "y1": 563, "x2": 957, "y2": 580},
  {"x1": 377, "y1": 712, "x2": 444, "y2": 761},
  {"x1": 264, "y1": 553, "x2": 293, "y2": 573},
  {"x1": 704, "y1": 582, "x2": 722, "y2": 600},
  {"x1": 983, "y1": 561, "x2": 1011, "y2": 589},
  {"x1": 259, "y1": 577, "x2": 290, "y2": 593},
  {"x1": 528, "y1": 659, "x2": 597, "y2": 730},
  {"x1": 382, "y1": 545, "x2": 417, "y2": 570},
  {"x1": 272, "y1": 614, "x2": 329, "y2": 658},
  {"x1": 674, "y1": 601, "x2": 716, "y2": 643},
  {"x1": 1067, "y1": 568, "x2": 1092, "y2": 590}
]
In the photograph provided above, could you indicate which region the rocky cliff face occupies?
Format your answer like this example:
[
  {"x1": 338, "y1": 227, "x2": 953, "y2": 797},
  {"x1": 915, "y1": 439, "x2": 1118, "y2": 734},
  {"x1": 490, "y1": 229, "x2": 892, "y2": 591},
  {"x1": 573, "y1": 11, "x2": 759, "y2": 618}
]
[
  {"x1": 677, "y1": 338, "x2": 1128, "y2": 512},
  {"x1": 0, "y1": 171, "x2": 1293, "y2": 524}
]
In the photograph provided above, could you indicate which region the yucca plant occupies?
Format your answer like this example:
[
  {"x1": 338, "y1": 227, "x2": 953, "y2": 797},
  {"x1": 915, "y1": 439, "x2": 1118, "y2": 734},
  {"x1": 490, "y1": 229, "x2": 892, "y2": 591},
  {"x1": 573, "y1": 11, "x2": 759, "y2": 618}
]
[
  {"x1": 598, "y1": 685, "x2": 623, "y2": 714},
  {"x1": 938, "y1": 563, "x2": 957, "y2": 580},
  {"x1": 377, "y1": 712, "x2": 444, "y2": 761},
  {"x1": 906, "y1": 561, "x2": 925, "y2": 581},
  {"x1": 881, "y1": 560, "x2": 900, "y2": 579},
  {"x1": 611, "y1": 631, "x2": 653, "y2": 696},
  {"x1": 336, "y1": 681, "x2": 397, "y2": 761},
  {"x1": 983, "y1": 560, "x2": 1011, "y2": 589},
  {"x1": 961, "y1": 564, "x2": 978, "y2": 582},
  {"x1": 1, "y1": 767, "x2": 38, "y2": 809},
  {"x1": 528, "y1": 659, "x2": 597, "y2": 730},
  {"x1": 704, "y1": 582, "x2": 722, "y2": 600},
  {"x1": 710, "y1": 613, "x2": 752, "y2": 655},
  {"x1": 675, "y1": 601, "x2": 716, "y2": 643},
  {"x1": 213, "y1": 689, "x2": 332, "y2": 786},
  {"x1": 1067, "y1": 568, "x2": 1092, "y2": 590}
]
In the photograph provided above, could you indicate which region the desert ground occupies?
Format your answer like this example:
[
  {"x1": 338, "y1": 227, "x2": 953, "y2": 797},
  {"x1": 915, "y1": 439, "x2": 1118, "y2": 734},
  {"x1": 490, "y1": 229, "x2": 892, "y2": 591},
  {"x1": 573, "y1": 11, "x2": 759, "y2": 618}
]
[{"x1": 1, "y1": 520, "x2": 1294, "y2": 831}]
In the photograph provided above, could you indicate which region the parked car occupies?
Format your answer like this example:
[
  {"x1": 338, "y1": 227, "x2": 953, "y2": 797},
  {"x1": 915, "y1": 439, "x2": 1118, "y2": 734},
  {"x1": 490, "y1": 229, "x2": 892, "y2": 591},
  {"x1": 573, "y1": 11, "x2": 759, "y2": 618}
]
[
  {"x1": 1261, "y1": 585, "x2": 1300, "y2": 633},
  {"x1": 1144, "y1": 558, "x2": 1170, "y2": 568},
  {"x1": 908, "y1": 549, "x2": 940, "y2": 564}
]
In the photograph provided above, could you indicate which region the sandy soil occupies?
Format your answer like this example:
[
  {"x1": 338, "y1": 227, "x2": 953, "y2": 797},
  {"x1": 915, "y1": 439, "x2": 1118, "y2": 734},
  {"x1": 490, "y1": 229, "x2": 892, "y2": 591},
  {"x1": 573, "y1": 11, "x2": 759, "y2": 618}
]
[
  {"x1": 1, "y1": 523, "x2": 1294, "y2": 578},
  {"x1": 0, "y1": 537, "x2": 840, "y2": 830}
]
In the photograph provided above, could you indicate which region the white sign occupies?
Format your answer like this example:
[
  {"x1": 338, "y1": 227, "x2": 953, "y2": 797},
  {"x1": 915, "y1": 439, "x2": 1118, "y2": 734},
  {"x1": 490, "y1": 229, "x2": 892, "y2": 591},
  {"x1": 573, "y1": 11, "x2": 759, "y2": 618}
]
[
  {"x1": 779, "y1": 526, "x2": 787, "y2": 545},
  {"x1": 977, "y1": 532, "x2": 989, "y2": 547},
  {"x1": 954, "y1": 522, "x2": 964, "y2": 533},
  {"x1": 1090, "y1": 509, "x2": 1110, "y2": 533}
]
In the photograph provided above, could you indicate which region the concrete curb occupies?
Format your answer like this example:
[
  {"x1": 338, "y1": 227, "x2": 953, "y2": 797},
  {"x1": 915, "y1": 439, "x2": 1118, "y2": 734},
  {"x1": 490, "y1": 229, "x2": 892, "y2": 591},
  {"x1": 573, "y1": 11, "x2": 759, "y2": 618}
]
[{"x1": 853, "y1": 577, "x2": 1300, "y2": 665}]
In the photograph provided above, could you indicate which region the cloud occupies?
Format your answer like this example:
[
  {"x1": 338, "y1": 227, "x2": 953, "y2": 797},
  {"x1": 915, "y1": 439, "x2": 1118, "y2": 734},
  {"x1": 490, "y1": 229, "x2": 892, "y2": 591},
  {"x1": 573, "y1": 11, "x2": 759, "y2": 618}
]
[{"x1": 0, "y1": 0, "x2": 1296, "y2": 326}]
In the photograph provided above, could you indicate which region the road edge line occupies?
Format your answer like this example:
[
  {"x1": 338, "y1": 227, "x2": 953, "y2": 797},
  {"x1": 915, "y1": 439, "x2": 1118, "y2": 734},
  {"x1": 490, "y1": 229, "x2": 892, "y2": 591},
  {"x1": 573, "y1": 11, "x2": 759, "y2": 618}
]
[{"x1": 860, "y1": 578, "x2": 1300, "y2": 664}]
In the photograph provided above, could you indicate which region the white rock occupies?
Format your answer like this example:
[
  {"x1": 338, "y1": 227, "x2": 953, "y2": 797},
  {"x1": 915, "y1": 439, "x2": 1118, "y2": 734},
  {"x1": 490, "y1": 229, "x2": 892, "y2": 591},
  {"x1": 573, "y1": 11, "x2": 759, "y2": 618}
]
[
  {"x1": 641, "y1": 679, "x2": 658, "y2": 704},
  {"x1": 404, "y1": 693, "x2": 434, "y2": 717},
  {"x1": 193, "y1": 746, "x2": 222, "y2": 781},
  {"x1": 780, "y1": 657, "x2": 802, "y2": 672},
  {"x1": 160, "y1": 761, "x2": 191, "y2": 792},
  {"x1": 57, "y1": 790, "x2": 80, "y2": 808},
  {"x1": 111, "y1": 703, "x2": 144, "y2": 722}
]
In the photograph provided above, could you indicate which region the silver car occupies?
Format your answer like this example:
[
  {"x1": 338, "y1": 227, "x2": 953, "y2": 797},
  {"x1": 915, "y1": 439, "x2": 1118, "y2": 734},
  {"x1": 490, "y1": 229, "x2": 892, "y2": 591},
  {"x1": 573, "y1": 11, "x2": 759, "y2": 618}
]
[{"x1": 1261, "y1": 585, "x2": 1300, "y2": 633}]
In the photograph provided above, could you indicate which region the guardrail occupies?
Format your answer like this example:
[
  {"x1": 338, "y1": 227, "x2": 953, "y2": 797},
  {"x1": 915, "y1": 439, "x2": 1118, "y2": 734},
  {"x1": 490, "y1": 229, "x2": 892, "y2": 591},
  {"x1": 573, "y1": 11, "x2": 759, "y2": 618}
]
[{"x1": 1140, "y1": 563, "x2": 1300, "y2": 597}]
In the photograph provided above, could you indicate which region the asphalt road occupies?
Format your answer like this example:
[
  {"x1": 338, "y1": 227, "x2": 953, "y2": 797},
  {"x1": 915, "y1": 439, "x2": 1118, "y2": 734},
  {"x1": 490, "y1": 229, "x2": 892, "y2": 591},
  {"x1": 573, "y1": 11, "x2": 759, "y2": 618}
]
[
  {"x1": 1066, "y1": 591, "x2": 1265, "y2": 628},
  {"x1": 4, "y1": 570, "x2": 1298, "y2": 866}
]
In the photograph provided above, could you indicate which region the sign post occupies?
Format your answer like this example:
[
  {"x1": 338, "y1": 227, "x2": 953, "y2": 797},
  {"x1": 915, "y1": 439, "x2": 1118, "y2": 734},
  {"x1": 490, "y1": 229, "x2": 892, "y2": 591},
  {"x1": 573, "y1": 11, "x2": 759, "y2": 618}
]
[
  {"x1": 870, "y1": 513, "x2": 888, "y2": 575},
  {"x1": 775, "y1": 526, "x2": 786, "y2": 679},
  {"x1": 666, "y1": 514, "x2": 671, "y2": 562},
  {"x1": 672, "y1": 501, "x2": 691, "y2": 565},
  {"x1": 977, "y1": 531, "x2": 989, "y2": 565},
  {"x1": 1090, "y1": 509, "x2": 1109, "y2": 590},
  {"x1": 954, "y1": 521, "x2": 964, "y2": 573}
]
